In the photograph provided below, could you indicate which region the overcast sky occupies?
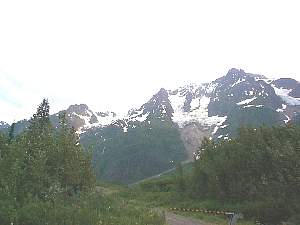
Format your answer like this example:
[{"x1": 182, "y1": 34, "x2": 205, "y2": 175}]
[{"x1": 1, "y1": 0, "x2": 300, "y2": 123}]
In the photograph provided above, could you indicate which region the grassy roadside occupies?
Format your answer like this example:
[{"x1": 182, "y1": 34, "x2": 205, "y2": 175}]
[
  {"x1": 173, "y1": 211, "x2": 255, "y2": 225},
  {"x1": 91, "y1": 182, "x2": 166, "y2": 225},
  {"x1": 112, "y1": 178, "x2": 257, "y2": 225}
]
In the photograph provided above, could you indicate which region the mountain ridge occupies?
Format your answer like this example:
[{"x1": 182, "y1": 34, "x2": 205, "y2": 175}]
[
  {"x1": 3, "y1": 68, "x2": 300, "y2": 137},
  {"x1": 2, "y1": 68, "x2": 300, "y2": 183}
]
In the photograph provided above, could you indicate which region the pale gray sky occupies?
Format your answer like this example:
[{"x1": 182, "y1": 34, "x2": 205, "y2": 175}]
[{"x1": 0, "y1": 0, "x2": 300, "y2": 123}]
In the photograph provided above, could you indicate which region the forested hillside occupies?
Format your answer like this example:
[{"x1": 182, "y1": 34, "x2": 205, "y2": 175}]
[
  {"x1": 2, "y1": 68, "x2": 300, "y2": 185},
  {"x1": 80, "y1": 118, "x2": 186, "y2": 184},
  {"x1": 0, "y1": 100, "x2": 165, "y2": 225},
  {"x1": 0, "y1": 99, "x2": 95, "y2": 224},
  {"x1": 192, "y1": 125, "x2": 300, "y2": 222},
  {"x1": 160, "y1": 124, "x2": 300, "y2": 224}
]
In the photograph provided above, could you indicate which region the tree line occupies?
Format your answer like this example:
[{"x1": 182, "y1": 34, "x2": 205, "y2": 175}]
[
  {"x1": 0, "y1": 99, "x2": 96, "y2": 224},
  {"x1": 176, "y1": 125, "x2": 300, "y2": 224}
]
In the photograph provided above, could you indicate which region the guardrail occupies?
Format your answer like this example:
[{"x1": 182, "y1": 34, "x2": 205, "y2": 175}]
[{"x1": 169, "y1": 208, "x2": 245, "y2": 225}]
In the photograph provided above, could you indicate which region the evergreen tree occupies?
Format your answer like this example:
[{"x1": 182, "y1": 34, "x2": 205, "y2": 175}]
[
  {"x1": 189, "y1": 125, "x2": 300, "y2": 223},
  {"x1": 0, "y1": 99, "x2": 97, "y2": 224},
  {"x1": 57, "y1": 112, "x2": 95, "y2": 194},
  {"x1": 8, "y1": 122, "x2": 15, "y2": 142},
  {"x1": 20, "y1": 99, "x2": 54, "y2": 200}
]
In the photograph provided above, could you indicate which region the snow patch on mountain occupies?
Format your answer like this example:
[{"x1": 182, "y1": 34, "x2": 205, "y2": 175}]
[
  {"x1": 237, "y1": 97, "x2": 257, "y2": 105},
  {"x1": 129, "y1": 109, "x2": 149, "y2": 122},
  {"x1": 67, "y1": 106, "x2": 118, "y2": 134},
  {"x1": 231, "y1": 78, "x2": 245, "y2": 88},
  {"x1": 95, "y1": 112, "x2": 117, "y2": 126},
  {"x1": 276, "y1": 104, "x2": 287, "y2": 112},
  {"x1": 190, "y1": 98, "x2": 200, "y2": 110},
  {"x1": 205, "y1": 82, "x2": 218, "y2": 94},
  {"x1": 272, "y1": 85, "x2": 300, "y2": 105},
  {"x1": 284, "y1": 115, "x2": 291, "y2": 123},
  {"x1": 243, "y1": 105, "x2": 263, "y2": 108},
  {"x1": 169, "y1": 92, "x2": 186, "y2": 112},
  {"x1": 171, "y1": 93, "x2": 226, "y2": 128},
  {"x1": 255, "y1": 76, "x2": 274, "y2": 84},
  {"x1": 71, "y1": 112, "x2": 94, "y2": 134},
  {"x1": 211, "y1": 116, "x2": 227, "y2": 134},
  {"x1": 0, "y1": 121, "x2": 9, "y2": 129},
  {"x1": 0, "y1": 121, "x2": 8, "y2": 126}
]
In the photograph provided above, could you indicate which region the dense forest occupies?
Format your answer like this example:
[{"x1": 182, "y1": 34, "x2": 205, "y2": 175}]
[
  {"x1": 1, "y1": 99, "x2": 300, "y2": 225},
  {"x1": 128, "y1": 124, "x2": 300, "y2": 225},
  {"x1": 0, "y1": 99, "x2": 164, "y2": 225},
  {"x1": 0, "y1": 99, "x2": 95, "y2": 223},
  {"x1": 179, "y1": 125, "x2": 300, "y2": 224},
  {"x1": 80, "y1": 118, "x2": 186, "y2": 184}
]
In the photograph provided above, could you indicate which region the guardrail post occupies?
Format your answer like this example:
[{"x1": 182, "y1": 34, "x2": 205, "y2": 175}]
[{"x1": 225, "y1": 212, "x2": 243, "y2": 225}]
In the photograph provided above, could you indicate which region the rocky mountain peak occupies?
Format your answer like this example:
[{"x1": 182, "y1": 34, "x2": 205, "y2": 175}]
[
  {"x1": 52, "y1": 105, "x2": 118, "y2": 133},
  {"x1": 226, "y1": 68, "x2": 246, "y2": 78},
  {"x1": 96, "y1": 111, "x2": 117, "y2": 118},
  {"x1": 2, "y1": 68, "x2": 300, "y2": 141},
  {"x1": 63, "y1": 104, "x2": 98, "y2": 131},
  {"x1": 0, "y1": 121, "x2": 9, "y2": 129},
  {"x1": 128, "y1": 87, "x2": 174, "y2": 123},
  {"x1": 152, "y1": 88, "x2": 170, "y2": 103},
  {"x1": 272, "y1": 78, "x2": 300, "y2": 98},
  {"x1": 222, "y1": 68, "x2": 267, "y2": 86},
  {"x1": 0, "y1": 121, "x2": 8, "y2": 126}
]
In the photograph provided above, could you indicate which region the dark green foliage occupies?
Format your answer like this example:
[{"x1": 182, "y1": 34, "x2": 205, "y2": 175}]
[
  {"x1": 175, "y1": 163, "x2": 185, "y2": 192},
  {"x1": 8, "y1": 122, "x2": 15, "y2": 141},
  {"x1": 0, "y1": 100, "x2": 166, "y2": 225},
  {"x1": 2, "y1": 114, "x2": 187, "y2": 185},
  {"x1": 215, "y1": 106, "x2": 284, "y2": 138},
  {"x1": 291, "y1": 113, "x2": 300, "y2": 125},
  {"x1": 191, "y1": 125, "x2": 300, "y2": 224},
  {"x1": 81, "y1": 118, "x2": 186, "y2": 184},
  {"x1": 0, "y1": 99, "x2": 96, "y2": 225}
]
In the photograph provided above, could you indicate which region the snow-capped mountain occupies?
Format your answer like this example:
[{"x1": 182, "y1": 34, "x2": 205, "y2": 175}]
[
  {"x1": 7, "y1": 68, "x2": 295, "y2": 139},
  {"x1": 3, "y1": 68, "x2": 300, "y2": 137},
  {"x1": 110, "y1": 68, "x2": 300, "y2": 138},
  {"x1": 51, "y1": 104, "x2": 118, "y2": 133},
  {"x1": 1, "y1": 104, "x2": 118, "y2": 136},
  {"x1": 18, "y1": 68, "x2": 300, "y2": 156},
  {"x1": 2, "y1": 68, "x2": 300, "y2": 184},
  {"x1": 96, "y1": 68, "x2": 300, "y2": 159}
]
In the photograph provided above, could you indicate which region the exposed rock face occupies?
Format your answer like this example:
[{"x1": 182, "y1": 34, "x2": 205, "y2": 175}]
[
  {"x1": 272, "y1": 78, "x2": 300, "y2": 98},
  {"x1": 96, "y1": 111, "x2": 116, "y2": 117},
  {"x1": 49, "y1": 104, "x2": 100, "y2": 132},
  {"x1": 0, "y1": 121, "x2": 9, "y2": 130},
  {"x1": 180, "y1": 123, "x2": 210, "y2": 160},
  {"x1": 64, "y1": 104, "x2": 98, "y2": 130},
  {"x1": 2, "y1": 68, "x2": 300, "y2": 184},
  {"x1": 128, "y1": 88, "x2": 174, "y2": 120},
  {"x1": 51, "y1": 105, "x2": 118, "y2": 133}
]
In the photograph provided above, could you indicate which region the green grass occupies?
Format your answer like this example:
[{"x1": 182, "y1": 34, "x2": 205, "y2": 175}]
[
  {"x1": 128, "y1": 190, "x2": 257, "y2": 225},
  {"x1": 2, "y1": 185, "x2": 166, "y2": 225},
  {"x1": 93, "y1": 184, "x2": 166, "y2": 225},
  {"x1": 114, "y1": 178, "x2": 257, "y2": 225}
]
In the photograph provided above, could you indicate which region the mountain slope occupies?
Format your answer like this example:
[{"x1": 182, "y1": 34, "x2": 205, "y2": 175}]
[
  {"x1": 81, "y1": 68, "x2": 300, "y2": 183},
  {"x1": 80, "y1": 118, "x2": 186, "y2": 184},
  {"x1": 2, "y1": 68, "x2": 300, "y2": 184}
]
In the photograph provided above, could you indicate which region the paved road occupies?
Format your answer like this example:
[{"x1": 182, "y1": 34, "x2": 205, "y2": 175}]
[{"x1": 166, "y1": 212, "x2": 211, "y2": 225}]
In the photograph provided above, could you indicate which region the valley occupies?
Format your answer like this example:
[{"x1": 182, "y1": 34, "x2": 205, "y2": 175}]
[
  {"x1": 2, "y1": 68, "x2": 300, "y2": 184},
  {"x1": 1, "y1": 68, "x2": 300, "y2": 225}
]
